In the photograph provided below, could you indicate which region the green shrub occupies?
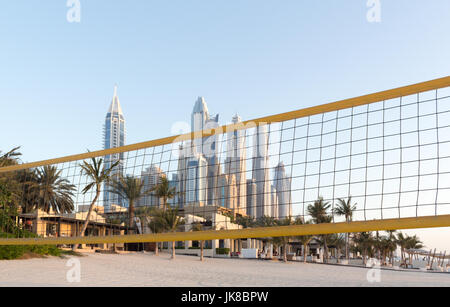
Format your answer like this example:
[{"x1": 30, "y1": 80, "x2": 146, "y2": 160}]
[
  {"x1": 0, "y1": 245, "x2": 27, "y2": 260},
  {"x1": 0, "y1": 232, "x2": 62, "y2": 260},
  {"x1": 215, "y1": 248, "x2": 230, "y2": 255}
]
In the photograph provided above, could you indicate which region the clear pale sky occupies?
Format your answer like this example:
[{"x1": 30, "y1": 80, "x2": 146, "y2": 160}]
[{"x1": 1, "y1": 1, "x2": 450, "y2": 251}]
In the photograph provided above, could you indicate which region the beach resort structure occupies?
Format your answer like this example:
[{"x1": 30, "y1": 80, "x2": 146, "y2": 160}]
[{"x1": 17, "y1": 206, "x2": 126, "y2": 250}]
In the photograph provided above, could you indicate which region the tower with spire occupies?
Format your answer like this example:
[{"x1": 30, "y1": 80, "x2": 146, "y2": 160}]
[
  {"x1": 190, "y1": 97, "x2": 220, "y2": 205},
  {"x1": 103, "y1": 85, "x2": 126, "y2": 211}
]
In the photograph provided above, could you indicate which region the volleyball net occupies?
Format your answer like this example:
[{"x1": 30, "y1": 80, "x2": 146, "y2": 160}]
[{"x1": 1, "y1": 76, "x2": 450, "y2": 246}]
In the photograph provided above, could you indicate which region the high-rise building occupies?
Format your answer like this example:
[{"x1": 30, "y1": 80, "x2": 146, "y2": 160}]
[
  {"x1": 103, "y1": 85, "x2": 126, "y2": 211},
  {"x1": 191, "y1": 97, "x2": 220, "y2": 205},
  {"x1": 224, "y1": 114, "x2": 247, "y2": 216},
  {"x1": 252, "y1": 125, "x2": 271, "y2": 218},
  {"x1": 273, "y1": 162, "x2": 292, "y2": 219},
  {"x1": 176, "y1": 144, "x2": 188, "y2": 208},
  {"x1": 216, "y1": 173, "x2": 239, "y2": 212},
  {"x1": 246, "y1": 179, "x2": 257, "y2": 217},
  {"x1": 137, "y1": 165, "x2": 165, "y2": 208},
  {"x1": 185, "y1": 152, "x2": 208, "y2": 205},
  {"x1": 168, "y1": 173, "x2": 180, "y2": 208},
  {"x1": 271, "y1": 185, "x2": 279, "y2": 219}
]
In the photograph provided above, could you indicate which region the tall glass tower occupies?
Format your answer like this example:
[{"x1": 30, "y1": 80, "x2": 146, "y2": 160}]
[
  {"x1": 191, "y1": 97, "x2": 219, "y2": 205},
  {"x1": 252, "y1": 125, "x2": 271, "y2": 218},
  {"x1": 103, "y1": 85, "x2": 126, "y2": 211}
]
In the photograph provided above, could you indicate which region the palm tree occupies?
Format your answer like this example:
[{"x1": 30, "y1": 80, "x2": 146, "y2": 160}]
[
  {"x1": 385, "y1": 230, "x2": 397, "y2": 265},
  {"x1": 0, "y1": 182, "x2": 10, "y2": 207},
  {"x1": 333, "y1": 197, "x2": 357, "y2": 261},
  {"x1": 254, "y1": 215, "x2": 276, "y2": 255},
  {"x1": 235, "y1": 215, "x2": 255, "y2": 228},
  {"x1": 191, "y1": 222, "x2": 205, "y2": 261},
  {"x1": 0, "y1": 147, "x2": 21, "y2": 167},
  {"x1": 307, "y1": 198, "x2": 332, "y2": 262},
  {"x1": 34, "y1": 166, "x2": 76, "y2": 214},
  {"x1": 293, "y1": 218, "x2": 313, "y2": 263},
  {"x1": 256, "y1": 215, "x2": 276, "y2": 227},
  {"x1": 353, "y1": 232, "x2": 374, "y2": 265},
  {"x1": 151, "y1": 176, "x2": 177, "y2": 212},
  {"x1": 0, "y1": 148, "x2": 22, "y2": 216},
  {"x1": 135, "y1": 206, "x2": 155, "y2": 251},
  {"x1": 404, "y1": 234, "x2": 423, "y2": 267},
  {"x1": 109, "y1": 175, "x2": 151, "y2": 232},
  {"x1": 396, "y1": 232, "x2": 409, "y2": 264},
  {"x1": 135, "y1": 206, "x2": 154, "y2": 235},
  {"x1": 317, "y1": 215, "x2": 334, "y2": 263},
  {"x1": 148, "y1": 207, "x2": 166, "y2": 256},
  {"x1": 330, "y1": 234, "x2": 346, "y2": 264},
  {"x1": 271, "y1": 217, "x2": 293, "y2": 262},
  {"x1": 307, "y1": 197, "x2": 331, "y2": 224},
  {"x1": 152, "y1": 207, "x2": 184, "y2": 259},
  {"x1": 74, "y1": 157, "x2": 119, "y2": 250},
  {"x1": 377, "y1": 234, "x2": 397, "y2": 266},
  {"x1": 13, "y1": 169, "x2": 38, "y2": 213}
]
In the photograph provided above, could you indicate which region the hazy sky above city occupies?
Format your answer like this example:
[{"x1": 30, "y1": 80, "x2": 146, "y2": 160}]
[{"x1": 1, "y1": 1, "x2": 450, "y2": 251}]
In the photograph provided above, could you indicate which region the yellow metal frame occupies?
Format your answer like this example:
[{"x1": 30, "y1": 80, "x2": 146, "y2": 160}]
[
  {"x1": 0, "y1": 76, "x2": 449, "y2": 174},
  {"x1": 1, "y1": 214, "x2": 449, "y2": 246}
]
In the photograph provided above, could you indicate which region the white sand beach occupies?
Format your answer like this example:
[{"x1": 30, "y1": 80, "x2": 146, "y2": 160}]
[{"x1": 0, "y1": 252, "x2": 449, "y2": 287}]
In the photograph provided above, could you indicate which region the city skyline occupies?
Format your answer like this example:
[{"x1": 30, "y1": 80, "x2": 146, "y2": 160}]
[{"x1": 126, "y1": 93, "x2": 294, "y2": 220}]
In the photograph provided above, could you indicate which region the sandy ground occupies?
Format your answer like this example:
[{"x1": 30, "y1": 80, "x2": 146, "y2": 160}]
[{"x1": 0, "y1": 252, "x2": 449, "y2": 287}]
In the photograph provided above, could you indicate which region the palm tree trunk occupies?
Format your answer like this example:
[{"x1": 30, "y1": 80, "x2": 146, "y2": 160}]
[
  {"x1": 324, "y1": 240, "x2": 329, "y2": 263},
  {"x1": 303, "y1": 244, "x2": 308, "y2": 263},
  {"x1": 346, "y1": 233, "x2": 350, "y2": 261},
  {"x1": 283, "y1": 243, "x2": 287, "y2": 263},
  {"x1": 155, "y1": 242, "x2": 159, "y2": 256},
  {"x1": 73, "y1": 187, "x2": 100, "y2": 250},
  {"x1": 362, "y1": 250, "x2": 367, "y2": 265},
  {"x1": 128, "y1": 200, "x2": 135, "y2": 233},
  {"x1": 171, "y1": 241, "x2": 176, "y2": 259},
  {"x1": 200, "y1": 240, "x2": 204, "y2": 261}
]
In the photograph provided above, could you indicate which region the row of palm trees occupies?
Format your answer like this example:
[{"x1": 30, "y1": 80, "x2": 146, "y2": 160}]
[
  {"x1": 234, "y1": 196, "x2": 423, "y2": 266},
  {"x1": 1, "y1": 148, "x2": 182, "y2": 255},
  {"x1": 304, "y1": 197, "x2": 423, "y2": 266},
  {"x1": 1, "y1": 148, "x2": 76, "y2": 215},
  {"x1": 74, "y1": 157, "x2": 182, "y2": 253}
]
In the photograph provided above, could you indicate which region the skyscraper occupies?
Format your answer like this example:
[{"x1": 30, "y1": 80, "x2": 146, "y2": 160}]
[
  {"x1": 191, "y1": 97, "x2": 219, "y2": 205},
  {"x1": 224, "y1": 114, "x2": 247, "y2": 215},
  {"x1": 103, "y1": 85, "x2": 126, "y2": 211},
  {"x1": 137, "y1": 165, "x2": 165, "y2": 208},
  {"x1": 252, "y1": 125, "x2": 271, "y2": 218},
  {"x1": 185, "y1": 152, "x2": 208, "y2": 205},
  {"x1": 246, "y1": 179, "x2": 257, "y2": 217},
  {"x1": 271, "y1": 185, "x2": 279, "y2": 219},
  {"x1": 273, "y1": 162, "x2": 292, "y2": 219},
  {"x1": 217, "y1": 173, "x2": 238, "y2": 211}
]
